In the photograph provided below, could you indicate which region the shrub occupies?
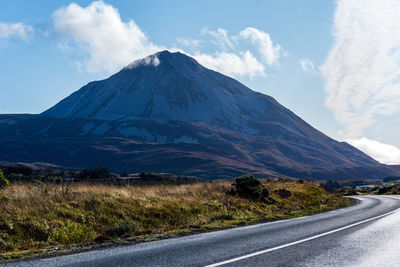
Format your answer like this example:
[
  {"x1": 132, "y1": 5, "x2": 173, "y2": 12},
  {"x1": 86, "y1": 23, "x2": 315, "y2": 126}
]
[
  {"x1": 15, "y1": 219, "x2": 49, "y2": 242},
  {"x1": 105, "y1": 221, "x2": 138, "y2": 237},
  {"x1": 227, "y1": 176, "x2": 275, "y2": 203},
  {"x1": 377, "y1": 186, "x2": 392, "y2": 195},
  {"x1": 343, "y1": 189, "x2": 358, "y2": 196},
  {"x1": 6, "y1": 173, "x2": 25, "y2": 182},
  {"x1": 321, "y1": 180, "x2": 341, "y2": 193},
  {"x1": 4, "y1": 166, "x2": 33, "y2": 176},
  {"x1": 0, "y1": 170, "x2": 9, "y2": 189},
  {"x1": 51, "y1": 221, "x2": 94, "y2": 244},
  {"x1": 274, "y1": 188, "x2": 292, "y2": 198}
]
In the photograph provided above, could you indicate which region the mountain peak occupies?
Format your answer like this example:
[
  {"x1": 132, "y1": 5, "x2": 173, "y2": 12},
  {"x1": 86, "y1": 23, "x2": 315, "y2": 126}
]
[
  {"x1": 154, "y1": 50, "x2": 193, "y2": 60},
  {"x1": 123, "y1": 50, "x2": 196, "y2": 70},
  {"x1": 123, "y1": 52, "x2": 162, "y2": 69},
  {"x1": 43, "y1": 50, "x2": 258, "y2": 123}
]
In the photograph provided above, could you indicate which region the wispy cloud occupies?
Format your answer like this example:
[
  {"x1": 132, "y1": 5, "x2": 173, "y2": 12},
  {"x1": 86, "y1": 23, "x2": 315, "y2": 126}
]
[
  {"x1": 320, "y1": 0, "x2": 400, "y2": 138},
  {"x1": 0, "y1": 22, "x2": 33, "y2": 40},
  {"x1": 201, "y1": 28, "x2": 234, "y2": 50},
  {"x1": 347, "y1": 138, "x2": 400, "y2": 165},
  {"x1": 176, "y1": 38, "x2": 202, "y2": 50},
  {"x1": 299, "y1": 58, "x2": 315, "y2": 72},
  {"x1": 239, "y1": 27, "x2": 282, "y2": 65}
]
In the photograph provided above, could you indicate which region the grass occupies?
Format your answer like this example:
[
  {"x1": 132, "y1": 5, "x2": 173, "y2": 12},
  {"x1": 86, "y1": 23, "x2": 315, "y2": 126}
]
[{"x1": 0, "y1": 178, "x2": 354, "y2": 260}]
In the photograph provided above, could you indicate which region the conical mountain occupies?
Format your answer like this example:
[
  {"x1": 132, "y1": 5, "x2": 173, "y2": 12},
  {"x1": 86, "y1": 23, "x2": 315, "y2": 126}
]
[
  {"x1": 1, "y1": 51, "x2": 396, "y2": 179},
  {"x1": 43, "y1": 51, "x2": 305, "y2": 137}
]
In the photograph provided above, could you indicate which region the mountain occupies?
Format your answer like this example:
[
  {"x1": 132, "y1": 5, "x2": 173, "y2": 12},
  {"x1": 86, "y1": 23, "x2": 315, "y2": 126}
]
[{"x1": 0, "y1": 51, "x2": 398, "y2": 179}]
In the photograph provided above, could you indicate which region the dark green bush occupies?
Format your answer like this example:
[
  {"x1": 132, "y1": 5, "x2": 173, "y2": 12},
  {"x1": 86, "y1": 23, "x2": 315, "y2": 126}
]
[
  {"x1": 6, "y1": 173, "x2": 25, "y2": 182},
  {"x1": 15, "y1": 219, "x2": 49, "y2": 242},
  {"x1": 227, "y1": 176, "x2": 275, "y2": 203},
  {"x1": 377, "y1": 186, "x2": 393, "y2": 195},
  {"x1": 4, "y1": 166, "x2": 33, "y2": 176},
  {"x1": 105, "y1": 221, "x2": 138, "y2": 237},
  {"x1": 321, "y1": 180, "x2": 341, "y2": 193},
  {"x1": 343, "y1": 189, "x2": 358, "y2": 196}
]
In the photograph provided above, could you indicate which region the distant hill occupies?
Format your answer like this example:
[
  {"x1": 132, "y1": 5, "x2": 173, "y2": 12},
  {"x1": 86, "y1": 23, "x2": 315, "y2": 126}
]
[{"x1": 0, "y1": 51, "x2": 398, "y2": 179}]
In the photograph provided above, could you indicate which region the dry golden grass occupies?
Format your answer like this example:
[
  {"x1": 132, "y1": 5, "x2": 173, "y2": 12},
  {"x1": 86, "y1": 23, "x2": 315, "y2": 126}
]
[{"x1": 0, "y1": 179, "x2": 353, "y2": 260}]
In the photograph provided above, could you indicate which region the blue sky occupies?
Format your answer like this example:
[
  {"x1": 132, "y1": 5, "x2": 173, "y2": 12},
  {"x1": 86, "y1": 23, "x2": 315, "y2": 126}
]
[{"x1": 1, "y1": 0, "x2": 400, "y2": 164}]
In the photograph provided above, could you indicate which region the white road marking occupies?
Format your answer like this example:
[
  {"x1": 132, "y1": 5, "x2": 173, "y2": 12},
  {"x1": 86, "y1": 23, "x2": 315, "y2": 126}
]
[{"x1": 205, "y1": 207, "x2": 400, "y2": 267}]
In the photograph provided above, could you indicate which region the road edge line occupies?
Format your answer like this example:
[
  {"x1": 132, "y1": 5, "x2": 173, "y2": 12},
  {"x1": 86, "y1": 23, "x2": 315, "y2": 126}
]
[{"x1": 205, "y1": 207, "x2": 400, "y2": 267}]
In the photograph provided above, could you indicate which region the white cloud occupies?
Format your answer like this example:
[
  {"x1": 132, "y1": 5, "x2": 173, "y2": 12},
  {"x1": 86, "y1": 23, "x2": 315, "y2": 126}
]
[
  {"x1": 201, "y1": 27, "x2": 234, "y2": 50},
  {"x1": 299, "y1": 58, "x2": 315, "y2": 72},
  {"x1": 194, "y1": 51, "x2": 265, "y2": 79},
  {"x1": 52, "y1": 1, "x2": 282, "y2": 79},
  {"x1": 52, "y1": 0, "x2": 162, "y2": 73},
  {"x1": 347, "y1": 137, "x2": 400, "y2": 165},
  {"x1": 189, "y1": 27, "x2": 281, "y2": 78},
  {"x1": 239, "y1": 27, "x2": 282, "y2": 65},
  {"x1": 320, "y1": 0, "x2": 400, "y2": 138},
  {"x1": 176, "y1": 38, "x2": 202, "y2": 49},
  {"x1": 0, "y1": 22, "x2": 33, "y2": 40}
]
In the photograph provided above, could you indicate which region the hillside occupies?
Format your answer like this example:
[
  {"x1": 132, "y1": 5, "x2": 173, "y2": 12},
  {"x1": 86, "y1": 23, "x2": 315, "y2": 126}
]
[{"x1": 0, "y1": 179, "x2": 353, "y2": 260}]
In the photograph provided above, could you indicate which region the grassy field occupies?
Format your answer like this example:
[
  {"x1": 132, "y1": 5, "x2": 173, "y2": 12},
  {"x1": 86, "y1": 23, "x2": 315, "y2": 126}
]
[{"x1": 0, "y1": 178, "x2": 354, "y2": 260}]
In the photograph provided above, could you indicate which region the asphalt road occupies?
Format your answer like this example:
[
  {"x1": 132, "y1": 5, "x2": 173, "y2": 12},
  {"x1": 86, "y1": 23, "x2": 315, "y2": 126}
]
[{"x1": 5, "y1": 195, "x2": 400, "y2": 267}]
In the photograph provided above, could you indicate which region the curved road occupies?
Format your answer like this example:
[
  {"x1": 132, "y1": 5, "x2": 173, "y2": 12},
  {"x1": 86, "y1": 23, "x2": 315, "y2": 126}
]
[{"x1": 5, "y1": 195, "x2": 400, "y2": 267}]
